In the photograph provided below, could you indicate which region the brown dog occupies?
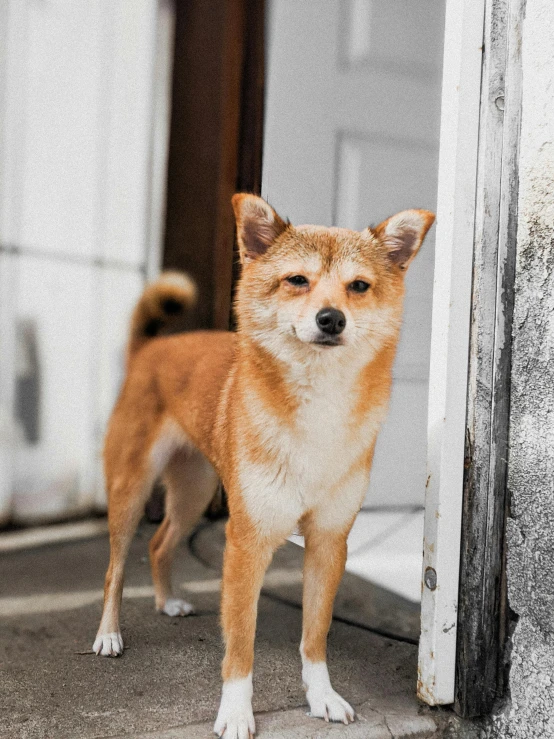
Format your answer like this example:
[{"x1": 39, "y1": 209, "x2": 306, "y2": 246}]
[{"x1": 93, "y1": 194, "x2": 434, "y2": 738}]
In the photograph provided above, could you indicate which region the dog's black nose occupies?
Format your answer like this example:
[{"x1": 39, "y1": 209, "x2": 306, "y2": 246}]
[{"x1": 316, "y1": 308, "x2": 346, "y2": 335}]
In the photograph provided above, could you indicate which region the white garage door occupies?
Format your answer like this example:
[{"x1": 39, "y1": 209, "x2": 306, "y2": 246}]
[{"x1": 0, "y1": 0, "x2": 173, "y2": 523}]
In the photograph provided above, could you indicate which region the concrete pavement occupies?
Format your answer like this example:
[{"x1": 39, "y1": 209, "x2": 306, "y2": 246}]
[{"x1": 0, "y1": 520, "x2": 463, "y2": 738}]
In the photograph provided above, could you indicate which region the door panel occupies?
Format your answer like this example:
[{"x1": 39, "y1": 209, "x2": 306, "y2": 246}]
[{"x1": 339, "y1": 0, "x2": 445, "y2": 77}]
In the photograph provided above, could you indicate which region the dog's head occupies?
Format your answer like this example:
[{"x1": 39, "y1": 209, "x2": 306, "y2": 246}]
[{"x1": 232, "y1": 194, "x2": 434, "y2": 364}]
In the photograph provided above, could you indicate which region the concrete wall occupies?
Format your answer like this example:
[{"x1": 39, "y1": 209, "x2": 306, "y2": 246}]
[{"x1": 486, "y1": 0, "x2": 554, "y2": 735}]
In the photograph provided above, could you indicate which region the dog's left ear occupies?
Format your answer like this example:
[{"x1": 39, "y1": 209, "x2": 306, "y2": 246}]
[
  {"x1": 232, "y1": 194, "x2": 288, "y2": 263},
  {"x1": 371, "y1": 209, "x2": 435, "y2": 270}
]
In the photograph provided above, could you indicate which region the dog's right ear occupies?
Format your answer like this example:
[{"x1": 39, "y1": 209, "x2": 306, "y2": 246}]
[{"x1": 232, "y1": 194, "x2": 288, "y2": 263}]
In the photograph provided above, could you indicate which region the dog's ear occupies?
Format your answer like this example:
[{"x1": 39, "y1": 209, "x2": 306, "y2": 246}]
[
  {"x1": 232, "y1": 194, "x2": 288, "y2": 263},
  {"x1": 371, "y1": 209, "x2": 435, "y2": 270}
]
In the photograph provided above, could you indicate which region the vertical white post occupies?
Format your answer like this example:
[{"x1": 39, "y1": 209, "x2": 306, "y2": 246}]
[{"x1": 418, "y1": 0, "x2": 486, "y2": 705}]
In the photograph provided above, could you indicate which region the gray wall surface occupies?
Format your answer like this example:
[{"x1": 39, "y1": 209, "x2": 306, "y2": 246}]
[{"x1": 486, "y1": 0, "x2": 554, "y2": 735}]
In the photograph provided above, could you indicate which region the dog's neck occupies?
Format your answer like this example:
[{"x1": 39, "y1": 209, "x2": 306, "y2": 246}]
[{"x1": 237, "y1": 331, "x2": 387, "y2": 400}]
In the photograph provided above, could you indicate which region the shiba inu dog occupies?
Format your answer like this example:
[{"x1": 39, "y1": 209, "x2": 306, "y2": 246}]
[{"x1": 93, "y1": 194, "x2": 434, "y2": 738}]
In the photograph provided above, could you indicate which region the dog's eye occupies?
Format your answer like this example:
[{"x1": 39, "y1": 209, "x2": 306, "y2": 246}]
[
  {"x1": 286, "y1": 275, "x2": 309, "y2": 287},
  {"x1": 348, "y1": 280, "x2": 371, "y2": 293}
]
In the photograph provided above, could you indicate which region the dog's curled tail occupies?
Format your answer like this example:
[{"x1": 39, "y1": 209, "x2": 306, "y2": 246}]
[{"x1": 127, "y1": 271, "x2": 197, "y2": 360}]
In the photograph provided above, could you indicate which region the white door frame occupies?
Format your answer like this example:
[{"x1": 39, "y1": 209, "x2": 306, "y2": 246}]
[{"x1": 418, "y1": 0, "x2": 487, "y2": 705}]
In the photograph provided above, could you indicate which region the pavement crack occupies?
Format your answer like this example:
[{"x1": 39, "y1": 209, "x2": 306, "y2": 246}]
[{"x1": 383, "y1": 715, "x2": 395, "y2": 738}]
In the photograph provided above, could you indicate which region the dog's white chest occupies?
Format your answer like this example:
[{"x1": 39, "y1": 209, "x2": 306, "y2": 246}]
[
  {"x1": 238, "y1": 373, "x2": 383, "y2": 536},
  {"x1": 289, "y1": 392, "x2": 351, "y2": 485}
]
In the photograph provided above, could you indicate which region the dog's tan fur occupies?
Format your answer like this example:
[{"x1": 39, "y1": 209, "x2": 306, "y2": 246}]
[{"x1": 93, "y1": 194, "x2": 434, "y2": 737}]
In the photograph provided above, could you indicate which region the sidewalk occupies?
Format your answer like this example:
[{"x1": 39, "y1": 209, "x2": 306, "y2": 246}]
[{"x1": 0, "y1": 520, "x2": 464, "y2": 738}]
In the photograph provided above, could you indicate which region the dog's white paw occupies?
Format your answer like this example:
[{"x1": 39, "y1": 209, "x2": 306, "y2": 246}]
[
  {"x1": 214, "y1": 675, "x2": 255, "y2": 738},
  {"x1": 93, "y1": 631, "x2": 124, "y2": 657},
  {"x1": 303, "y1": 661, "x2": 355, "y2": 725},
  {"x1": 306, "y1": 687, "x2": 355, "y2": 724},
  {"x1": 159, "y1": 597, "x2": 195, "y2": 617},
  {"x1": 213, "y1": 710, "x2": 255, "y2": 739}
]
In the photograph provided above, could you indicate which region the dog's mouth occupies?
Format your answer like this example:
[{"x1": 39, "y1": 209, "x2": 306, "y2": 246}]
[
  {"x1": 291, "y1": 326, "x2": 345, "y2": 347},
  {"x1": 312, "y1": 337, "x2": 344, "y2": 347}
]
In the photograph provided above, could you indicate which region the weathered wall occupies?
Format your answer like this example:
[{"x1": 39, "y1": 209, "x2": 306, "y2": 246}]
[{"x1": 486, "y1": 0, "x2": 554, "y2": 735}]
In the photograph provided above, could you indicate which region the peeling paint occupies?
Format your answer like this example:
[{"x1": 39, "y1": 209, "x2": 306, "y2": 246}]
[{"x1": 417, "y1": 663, "x2": 437, "y2": 705}]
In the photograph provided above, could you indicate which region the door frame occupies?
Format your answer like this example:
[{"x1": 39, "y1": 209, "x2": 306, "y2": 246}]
[
  {"x1": 418, "y1": 0, "x2": 523, "y2": 716},
  {"x1": 455, "y1": 0, "x2": 524, "y2": 718},
  {"x1": 162, "y1": 0, "x2": 265, "y2": 331}
]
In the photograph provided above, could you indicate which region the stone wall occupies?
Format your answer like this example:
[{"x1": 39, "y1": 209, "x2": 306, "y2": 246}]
[{"x1": 487, "y1": 0, "x2": 554, "y2": 735}]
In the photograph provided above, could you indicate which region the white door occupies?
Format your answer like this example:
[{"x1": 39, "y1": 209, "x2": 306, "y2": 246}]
[
  {"x1": 0, "y1": 0, "x2": 174, "y2": 524},
  {"x1": 263, "y1": 0, "x2": 445, "y2": 601}
]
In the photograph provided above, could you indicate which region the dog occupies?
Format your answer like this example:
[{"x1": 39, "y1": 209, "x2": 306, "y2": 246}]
[{"x1": 93, "y1": 194, "x2": 434, "y2": 738}]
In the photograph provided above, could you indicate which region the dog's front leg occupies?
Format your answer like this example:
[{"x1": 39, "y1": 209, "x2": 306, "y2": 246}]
[
  {"x1": 300, "y1": 517, "x2": 355, "y2": 724},
  {"x1": 214, "y1": 519, "x2": 275, "y2": 738}
]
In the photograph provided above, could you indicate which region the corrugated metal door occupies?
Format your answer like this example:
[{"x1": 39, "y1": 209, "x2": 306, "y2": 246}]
[{"x1": 0, "y1": 0, "x2": 174, "y2": 524}]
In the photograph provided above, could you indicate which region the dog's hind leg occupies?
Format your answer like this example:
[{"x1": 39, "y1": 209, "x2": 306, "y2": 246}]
[
  {"x1": 93, "y1": 415, "x2": 168, "y2": 657},
  {"x1": 149, "y1": 447, "x2": 219, "y2": 616},
  {"x1": 93, "y1": 470, "x2": 154, "y2": 656},
  {"x1": 300, "y1": 516, "x2": 355, "y2": 725}
]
